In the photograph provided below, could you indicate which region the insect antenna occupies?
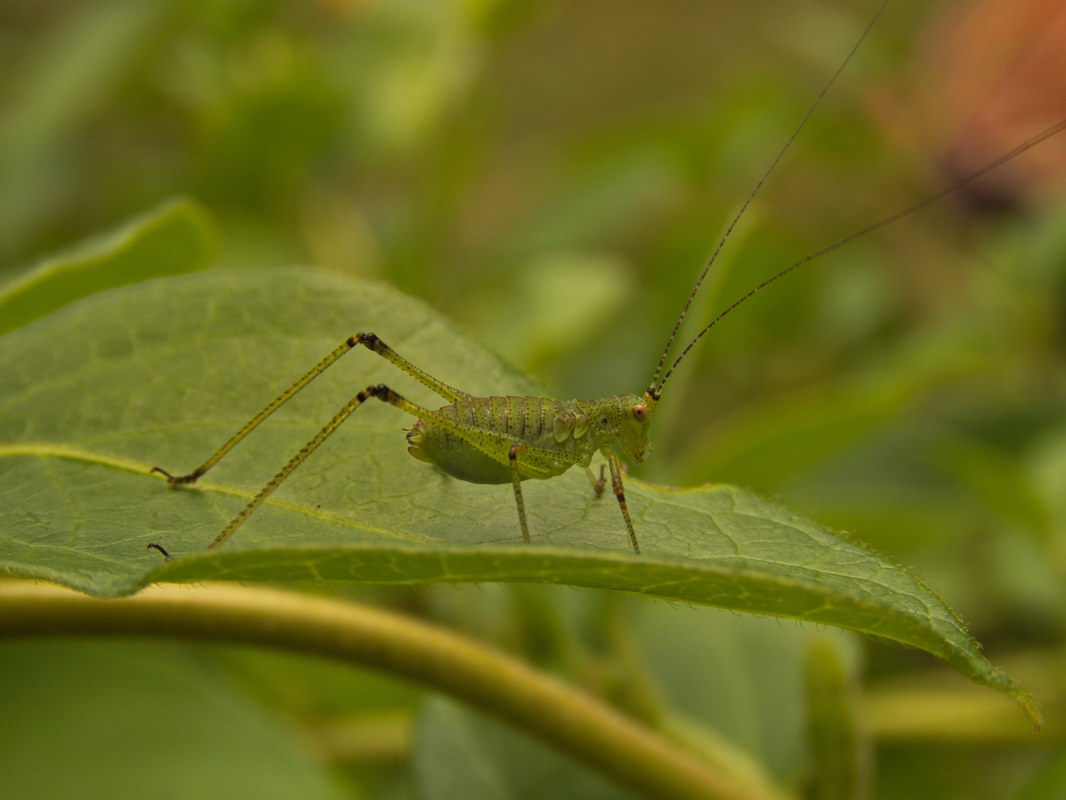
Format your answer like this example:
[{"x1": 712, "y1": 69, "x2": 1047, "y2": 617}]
[
  {"x1": 652, "y1": 114, "x2": 1066, "y2": 398},
  {"x1": 647, "y1": 0, "x2": 890, "y2": 401}
]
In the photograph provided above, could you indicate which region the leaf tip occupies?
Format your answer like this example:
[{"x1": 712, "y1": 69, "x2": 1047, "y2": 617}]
[
  {"x1": 1015, "y1": 688, "x2": 1043, "y2": 732},
  {"x1": 992, "y1": 669, "x2": 1042, "y2": 731}
]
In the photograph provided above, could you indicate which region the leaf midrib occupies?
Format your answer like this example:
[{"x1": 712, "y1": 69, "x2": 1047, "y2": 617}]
[
  {"x1": 0, "y1": 441, "x2": 424, "y2": 543},
  {"x1": 0, "y1": 443, "x2": 974, "y2": 649}
]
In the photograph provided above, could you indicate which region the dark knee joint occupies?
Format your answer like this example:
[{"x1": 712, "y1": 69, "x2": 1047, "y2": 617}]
[
  {"x1": 151, "y1": 465, "x2": 203, "y2": 486},
  {"x1": 349, "y1": 332, "x2": 383, "y2": 351},
  {"x1": 358, "y1": 383, "x2": 400, "y2": 404}
]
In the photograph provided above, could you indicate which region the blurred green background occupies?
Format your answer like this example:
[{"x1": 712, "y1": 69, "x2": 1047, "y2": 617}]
[{"x1": 2, "y1": 0, "x2": 1065, "y2": 797}]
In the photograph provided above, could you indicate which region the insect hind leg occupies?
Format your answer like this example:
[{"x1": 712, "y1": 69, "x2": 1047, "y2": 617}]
[
  {"x1": 356, "y1": 333, "x2": 470, "y2": 404},
  {"x1": 152, "y1": 333, "x2": 469, "y2": 487},
  {"x1": 152, "y1": 337, "x2": 361, "y2": 486},
  {"x1": 203, "y1": 383, "x2": 408, "y2": 550}
]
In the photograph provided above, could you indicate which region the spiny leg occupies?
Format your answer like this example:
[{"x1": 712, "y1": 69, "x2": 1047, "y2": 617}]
[
  {"x1": 160, "y1": 378, "x2": 586, "y2": 552},
  {"x1": 191, "y1": 382, "x2": 540, "y2": 552},
  {"x1": 151, "y1": 337, "x2": 355, "y2": 485},
  {"x1": 358, "y1": 333, "x2": 471, "y2": 405},
  {"x1": 509, "y1": 443, "x2": 531, "y2": 544},
  {"x1": 152, "y1": 332, "x2": 469, "y2": 485},
  {"x1": 606, "y1": 452, "x2": 640, "y2": 554},
  {"x1": 201, "y1": 384, "x2": 390, "y2": 550}
]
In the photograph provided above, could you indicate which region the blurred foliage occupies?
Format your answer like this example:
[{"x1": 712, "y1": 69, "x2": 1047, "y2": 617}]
[{"x1": 2, "y1": 0, "x2": 1065, "y2": 797}]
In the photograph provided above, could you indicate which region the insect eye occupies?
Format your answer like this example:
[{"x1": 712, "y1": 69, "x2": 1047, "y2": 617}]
[{"x1": 631, "y1": 404, "x2": 648, "y2": 422}]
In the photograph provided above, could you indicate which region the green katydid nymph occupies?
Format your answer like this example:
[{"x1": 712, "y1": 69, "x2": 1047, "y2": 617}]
[{"x1": 149, "y1": 0, "x2": 1066, "y2": 557}]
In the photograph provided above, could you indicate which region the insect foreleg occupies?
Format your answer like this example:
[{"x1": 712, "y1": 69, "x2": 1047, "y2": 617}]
[
  {"x1": 606, "y1": 453, "x2": 639, "y2": 554},
  {"x1": 152, "y1": 332, "x2": 468, "y2": 486},
  {"x1": 584, "y1": 466, "x2": 606, "y2": 498}
]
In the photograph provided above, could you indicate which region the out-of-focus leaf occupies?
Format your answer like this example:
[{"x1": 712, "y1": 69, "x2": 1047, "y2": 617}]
[
  {"x1": 1014, "y1": 750, "x2": 1066, "y2": 800},
  {"x1": 679, "y1": 335, "x2": 988, "y2": 493},
  {"x1": 0, "y1": 640, "x2": 344, "y2": 800},
  {"x1": 469, "y1": 250, "x2": 633, "y2": 374},
  {"x1": 633, "y1": 603, "x2": 813, "y2": 784},
  {"x1": 804, "y1": 636, "x2": 869, "y2": 800},
  {"x1": 0, "y1": 198, "x2": 215, "y2": 334},
  {"x1": 934, "y1": 435, "x2": 1051, "y2": 537},
  {"x1": 414, "y1": 697, "x2": 637, "y2": 800},
  {"x1": 0, "y1": 1, "x2": 162, "y2": 259},
  {"x1": 1029, "y1": 425, "x2": 1066, "y2": 552}
]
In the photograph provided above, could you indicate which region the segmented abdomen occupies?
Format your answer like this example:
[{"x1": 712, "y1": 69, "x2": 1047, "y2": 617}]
[
  {"x1": 406, "y1": 396, "x2": 592, "y2": 485},
  {"x1": 443, "y1": 396, "x2": 566, "y2": 444}
]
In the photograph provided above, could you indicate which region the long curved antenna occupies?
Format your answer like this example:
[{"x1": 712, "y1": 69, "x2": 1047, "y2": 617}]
[
  {"x1": 647, "y1": 0, "x2": 891, "y2": 399},
  {"x1": 652, "y1": 115, "x2": 1066, "y2": 397}
]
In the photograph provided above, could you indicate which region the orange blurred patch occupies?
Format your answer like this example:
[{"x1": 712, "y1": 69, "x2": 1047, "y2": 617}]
[{"x1": 928, "y1": 0, "x2": 1066, "y2": 207}]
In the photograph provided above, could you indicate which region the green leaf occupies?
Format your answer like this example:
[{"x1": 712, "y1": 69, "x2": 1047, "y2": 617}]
[
  {"x1": 804, "y1": 636, "x2": 868, "y2": 800},
  {"x1": 677, "y1": 337, "x2": 986, "y2": 494},
  {"x1": 1014, "y1": 750, "x2": 1066, "y2": 800},
  {"x1": 415, "y1": 697, "x2": 640, "y2": 800},
  {"x1": 0, "y1": 1, "x2": 164, "y2": 259},
  {"x1": 0, "y1": 197, "x2": 215, "y2": 334},
  {"x1": 633, "y1": 603, "x2": 813, "y2": 783},
  {"x1": 0, "y1": 640, "x2": 344, "y2": 800},
  {"x1": 934, "y1": 435, "x2": 1052, "y2": 536},
  {"x1": 0, "y1": 268, "x2": 1037, "y2": 722}
]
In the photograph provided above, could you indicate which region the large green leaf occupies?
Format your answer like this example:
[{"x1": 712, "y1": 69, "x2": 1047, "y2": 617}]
[{"x1": 0, "y1": 268, "x2": 1036, "y2": 720}]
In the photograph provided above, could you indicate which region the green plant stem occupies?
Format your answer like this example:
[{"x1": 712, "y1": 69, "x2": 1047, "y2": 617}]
[{"x1": 0, "y1": 580, "x2": 767, "y2": 800}]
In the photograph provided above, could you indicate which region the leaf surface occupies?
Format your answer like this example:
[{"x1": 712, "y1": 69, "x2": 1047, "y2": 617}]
[{"x1": 0, "y1": 268, "x2": 1036, "y2": 720}]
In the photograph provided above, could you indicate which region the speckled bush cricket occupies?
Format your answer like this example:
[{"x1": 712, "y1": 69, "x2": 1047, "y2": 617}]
[{"x1": 150, "y1": 0, "x2": 1066, "y2": 557}]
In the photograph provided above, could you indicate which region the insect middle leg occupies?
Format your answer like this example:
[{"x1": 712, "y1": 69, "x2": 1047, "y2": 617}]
[
  {"x1": 509, "y1": 449, "x2": 635, "y2": 553},
  {"x1": 509, "y1": 454, "x2": 614, "y2": 549},
  {"x1": 395, "y1": 395, "x2": 639, "y2": 552},
  {"x1": 509, "y1": 443, "x2": 531, "y2": 544}
]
